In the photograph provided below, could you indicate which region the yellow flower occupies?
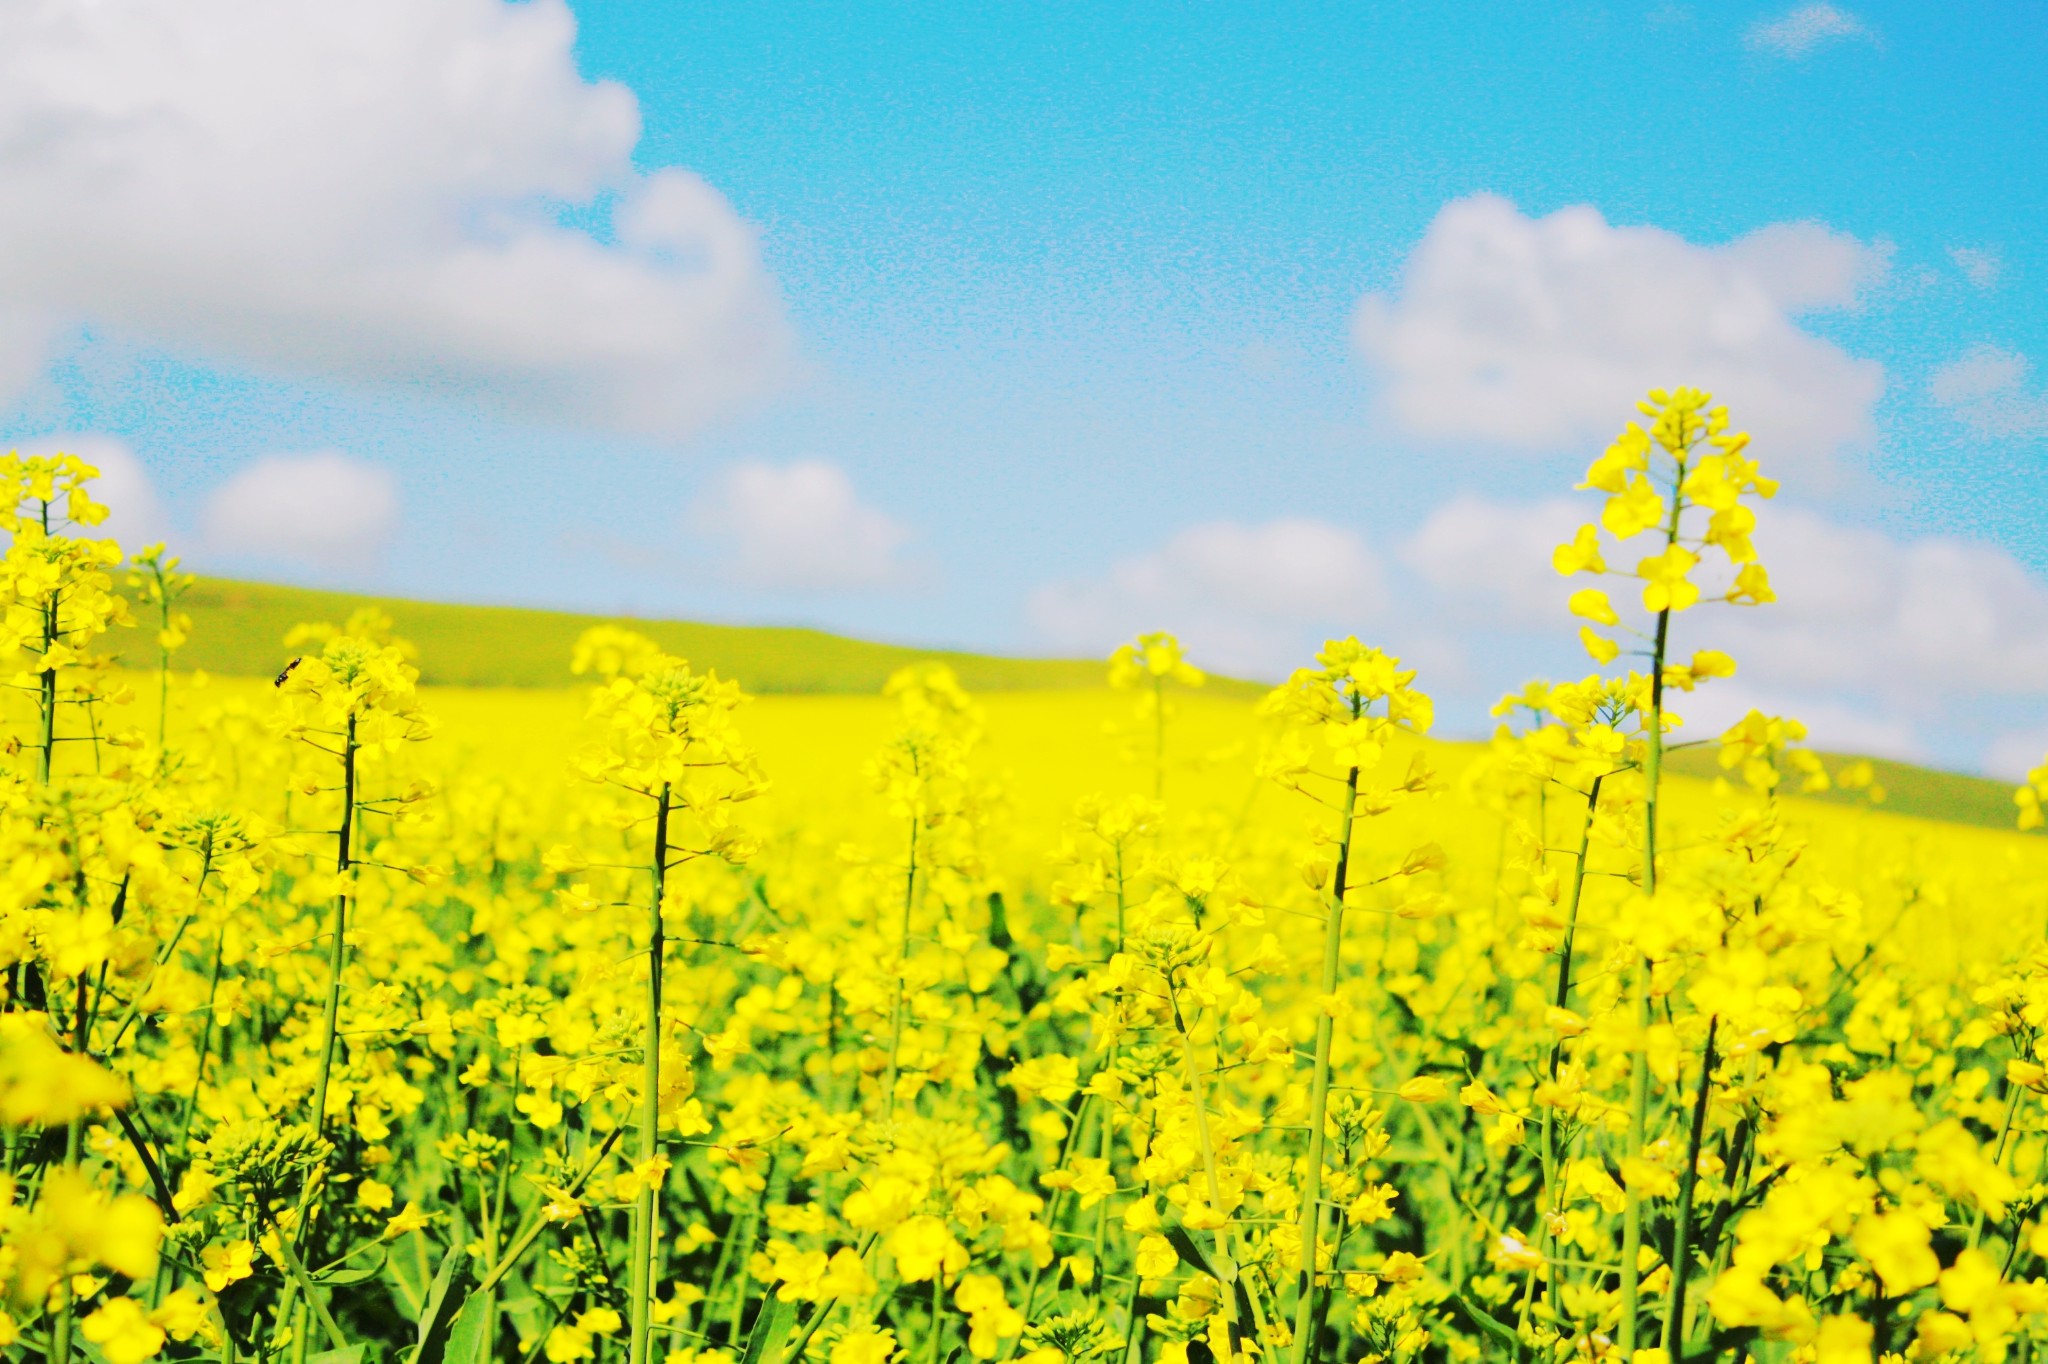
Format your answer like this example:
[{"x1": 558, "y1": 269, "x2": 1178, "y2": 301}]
[
  {"x1": 1601, "y1": 477, "x2": 1665, "y2": 540},
  {"x1": 1812, "y1": 1315, "x2": 1873, "y2": 1364},
  {"x1": 1914, "y1": 1311, "x2": 1973, "y2": 1356},
  {"x1": 1381, "y1": 1252, "x2": 1426, "y2": 1285},
  {"x1": 1458, "y1": 1081, "x2": 1503, "y2": 1115},
  {"x1": 356, "y1": 1178, "x2": 395, "y2": 1212},
  {"x1": 820, "y1": 1248, "x2": 878, "y2": 1300},
  {"x1": 81, "y1": 1298, "x2": 166, "y2": 1364},
  {"x1": 577, "y1": 1308, "x2": 624, "y2": 1336},
  {"x1": 1396, "y1": 1075, "x2": 1448, "y2": 1103},
  {"x1": 150, "y1": 1289, "x2": 212, "y2": 1344},
  {"x1": 202, "y1": 1239, "x2": 256, "y2": 1292},
  {"x1": 889, "y1": 1215, "x2": 967, "y2": 1283},
  {"x1": 1852, "y1": 1210, "x2": 1939, "y2": 1294},
  {"x1": 1637, "y1": 545, "x2": 1701, "y2": 613},
  {"x1": 953, "y1": 1274, "x2": 1023, "y2": 1358},
  {"x1": 832, "y1": 1327, "x2": 898, "y2": 1364},
  {"x1": 1728, "y1": 561, "x2": 1774, "y2": 605},
  {"x1": 545, "y1": 1325, "x2": 594, "y2": 1363},
  {"x1": 1567, "y1": 588, "x2": 1620, "y2": 626},
  {"x1": 1135, "y1": 1236, "x2": 1179, "y2": 1278},
  {"x1": 1551, "y1": 525, "x2": 1606, "y2": 576},
  {"x1": 1347, "y1": 1185, "x2": 1399, "y2": 1225}
]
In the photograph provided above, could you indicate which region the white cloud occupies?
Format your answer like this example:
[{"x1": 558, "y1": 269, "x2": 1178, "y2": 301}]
[
  {"x1": 1985, "y1": 729, "x2": 2048, "y2": 783},
  {"x1": 202, "y1": 452, "x2": 399, "y2": 571},
  {"x1": 0, "y1": 311, "x2": 57, "y2": 407},
  {"x1": 1665, "y1": 680, "x2": 1924, "y2": 760},
  {"x1": 9, "y1": 433, "x2": 165, "y2": 548},
  {"x1": 1949, "y1": 246, "x2": 2005, "y2": 290},
  {"x1": 1929, "y1": 346, "x2": 2048, "y2": 438},
  {"x1": 692, "y1": 461, "x2": 911, "y2": 592},
  {"x1": 1029, "y1": 519, "x2": 1384, "y2": 677},
  {"x1": 1401, "y1": 493, "x2": 2048, "y2": 752},
  {"x1": 1744, "y1": 4, "x2": 1872, "y2": 57},
  {"x1": 1353, "y1": 196, "x2": 1885, "y2": 464},
  {"x1": 1727, "y1": 506, "x2": 2048, "y2": 705},
  {"x1": 0, "y1": 0, "x2": 792, "y2": 436},
  {"x1": 1404, "y1": 494, "x2": 1584, "y2": 623},
  {"x1": 1720, "y1": 221, "x2": 1890, "y2": 312}
]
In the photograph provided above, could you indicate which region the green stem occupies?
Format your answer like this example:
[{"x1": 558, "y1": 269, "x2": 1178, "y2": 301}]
[
  {"x1": 472, "y1": 1128, "x2": 624, "y2": 1301},
  {"x1": 778, "y1": 1236, "x2": 877, "y2": 1364},
  {"x1": 1170, "y1": 983, "x2": 1239, "y2": 1343},
  {"x1": 310, "y1": 715, "x2": 357, "y2": 1134},
  {"x1": 1006, "y1": 1093, "x2": 1100, "y2": 1357},
  {"x1": 180, "y1": 923, "x2": 231, "y2": 1158},
  {"x1": 630, "y1": 782, "x2": 672, "y2": 1364},
  {"x1": 1619, "y1": 468, "x2": 1682, "y2": 1357},
  {"x1": 1538, "y1": 774, "x2": 1603, "y2": 1313},
  {"x1": 1662, "y1": 1016, "x2": 1718, "y2": 1357},
  {"x1": 1289, "y1": 759, "x2": 1360, "y2": 1364},
  {"x1": 49, "y1": 973, "x2": 87, "y2": 1364},
  {"x1": 274, "y1": 1234, "x2": 350, "y2": 1351},
  {"x1": 884, "y1": 801, "x2": 919, "y2": 1122},
  {"x1": 37, "y1": 563, "x2": 57, "y2": 786}
]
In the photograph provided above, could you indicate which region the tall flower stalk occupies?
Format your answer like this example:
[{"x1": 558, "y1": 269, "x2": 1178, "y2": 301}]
[
  {"x1": 126, "y1": 544, "x2": 193, "y2": 771},
  {"x1": 1110, "y1": 632, "x2": 1204, "y2": 801},
  {"x1": 276, "y1": 627, "x2": 430, "y2": 1135},
  {"x1": 1260, "y1": 640, "x2": 1435, "y2": 1364},
  {"x1": 868, "y1": 663, "x2": 979, "y2": 1122},
  {"x1": 568, "y1": 634, "x2": 761, "y2": 1364},
  {"x1": 1, "y1": 452, "x2": 127, "y2": 1364},
  {"x1": 1554, "y1": 386, "x2": 1775, "y2": 1352}
]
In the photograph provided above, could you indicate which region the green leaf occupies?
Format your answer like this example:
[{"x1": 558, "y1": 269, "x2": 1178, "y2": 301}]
[
  {"x1": 433, "y1": 1283, "x2": 495, "y2": 1364},
  {"x1": 1161, "y1": 1225, "x2": 1222, "y2": 1282},
  {"x1": 410, "y1": 1243, "x2": 475, "y2": 1364},
  {"x1": 740, "y1": 1292, "x2": 797, "y2": 1364},
  {"x1": 307, "y1": 1348, "x2": 366, "y2": 1364},
  {"x1": 317, "y1": 1263, "x2": 384, "y2": 1288},
  {"x1": 1451, "y1": 1292, "x2": 1520, "y2": 1349}
]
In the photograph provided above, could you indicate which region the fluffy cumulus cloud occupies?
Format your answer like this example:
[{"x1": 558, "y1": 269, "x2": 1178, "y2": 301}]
[
  {"x1": 201, "y1": 452, "x2": 400, "y2": 572},
  {"x1": 1353, "y1": 196, "x2": 1885, "y2": 463},
  {"x1": 1403, "y1": 494, "x2": 1584, "y2": 624},
  {"x1": 1744, "y1": 4, "x2": 1873, "y2": 57},
  {"x1": 1719, "y1": 506, "x2": 2048, "y2": 704},
  {"x1": 1029, "y1": 520, "x2": 1383, "y2": 677},
  {"x1": 1398, "y1": 494, "x2": 2048, "y2": 759},
  {"x1": 0, "y1": 0, "x2": 791, "y2": 436},
  {"x1": 1929, "y1": 346, "x2": 2048, "y2": 438},
  {"x1": 691, "y1": 461, "x2": 912, "y2": 592}
]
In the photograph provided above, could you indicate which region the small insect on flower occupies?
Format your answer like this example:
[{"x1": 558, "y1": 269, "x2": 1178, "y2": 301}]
[{"x1": 274, "y1": 655, "x2": 303, "y2": 687}]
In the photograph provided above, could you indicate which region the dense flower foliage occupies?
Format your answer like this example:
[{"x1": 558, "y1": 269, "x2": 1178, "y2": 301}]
[{"x1": 4, "y1": 400, "x2": 2048, "y2": 1364}]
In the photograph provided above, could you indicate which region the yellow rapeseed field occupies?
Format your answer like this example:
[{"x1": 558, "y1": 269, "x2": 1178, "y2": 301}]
[{"x1": 8, "y1": 390, "x2": 2048, "y2": 1364}]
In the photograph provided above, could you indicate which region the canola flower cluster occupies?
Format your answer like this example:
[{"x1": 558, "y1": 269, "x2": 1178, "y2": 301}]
[{"x1": 4, "y1": 393, "x2": 2048, "y2": 1364}]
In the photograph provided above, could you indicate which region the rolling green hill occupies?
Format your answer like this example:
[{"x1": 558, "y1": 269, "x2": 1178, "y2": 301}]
[
  {"x1": 1665, "y1": 745, "x2": 2026, "y2": 834},
  {"x1": 114, "y1": 577, "x2": 2029, "y2": 833},
  {"x1": 120, "y1": 577, "x2": 1115, "y2": 694}
]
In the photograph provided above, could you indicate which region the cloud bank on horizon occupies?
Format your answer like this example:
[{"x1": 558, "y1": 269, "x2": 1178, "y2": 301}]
[{"x1": 2, "y1": 0, "x2": 2045, "y2": 779}]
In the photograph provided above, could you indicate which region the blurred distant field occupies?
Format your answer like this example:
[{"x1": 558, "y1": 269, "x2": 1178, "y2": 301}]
[
  {"x1": 124, "y1": 576, "x2": 1118, "y2": 694},
  {"x1": 121, "y1": 577, "x2": 2029, "y2": 833}
]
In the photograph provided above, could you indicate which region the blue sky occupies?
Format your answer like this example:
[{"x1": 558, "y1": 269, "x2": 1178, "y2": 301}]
[{"x1": 2, "y1": 1, "x2": 2045, "y2": 771}]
